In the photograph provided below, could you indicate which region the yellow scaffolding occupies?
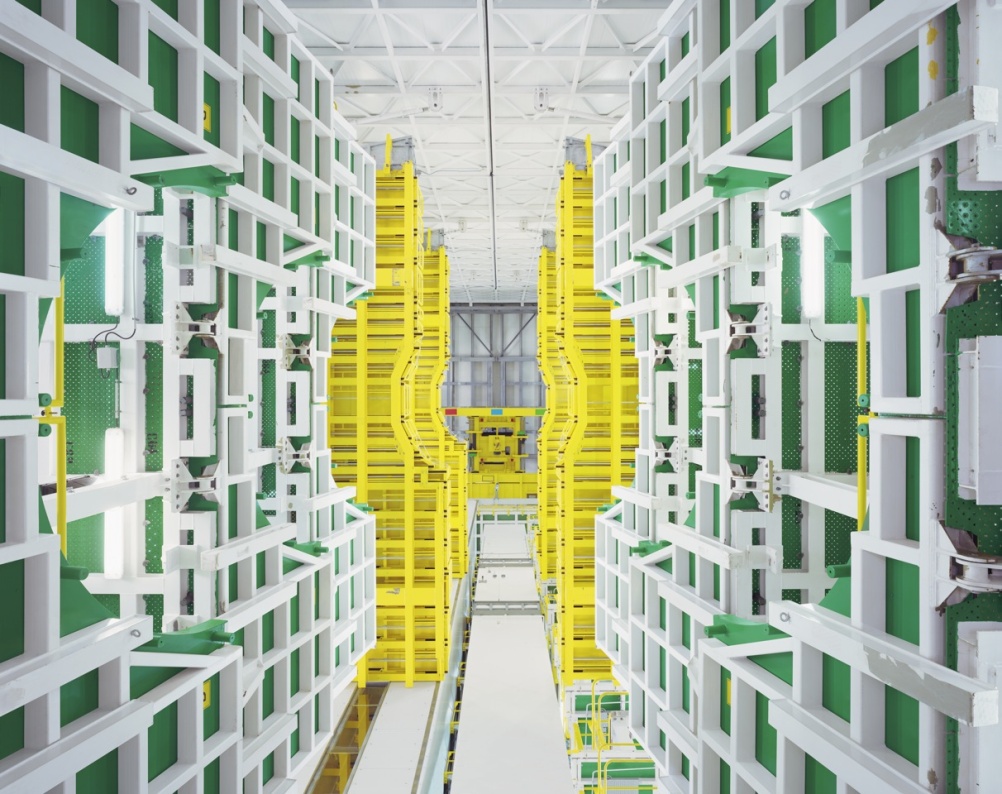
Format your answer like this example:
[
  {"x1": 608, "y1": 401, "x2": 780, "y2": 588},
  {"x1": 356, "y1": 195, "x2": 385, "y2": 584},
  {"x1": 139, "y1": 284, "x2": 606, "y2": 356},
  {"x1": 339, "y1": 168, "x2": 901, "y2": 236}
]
[
  {"x1": 545, "y1": 152, "x2": 639, "y2": 692},
  {"x1": 537, "y1": 247, "x2": 569, "y2": 591},
  {"x1": 466, "y1": 414, "x2": 536, "y2": 500},
  {"x1": 414, "y1": 241, "x2": 469, "y2": 577},
  {"x1": 328, "y1": 144, "x2": 459, "y2": 684}
]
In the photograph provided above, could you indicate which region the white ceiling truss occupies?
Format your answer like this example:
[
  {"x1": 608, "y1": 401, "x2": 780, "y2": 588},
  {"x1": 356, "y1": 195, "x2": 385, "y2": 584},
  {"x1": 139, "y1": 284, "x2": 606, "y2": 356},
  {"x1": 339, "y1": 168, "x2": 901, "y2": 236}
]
[{"x1": 288, "y1": 0, "x2": 660, "y2": 303}]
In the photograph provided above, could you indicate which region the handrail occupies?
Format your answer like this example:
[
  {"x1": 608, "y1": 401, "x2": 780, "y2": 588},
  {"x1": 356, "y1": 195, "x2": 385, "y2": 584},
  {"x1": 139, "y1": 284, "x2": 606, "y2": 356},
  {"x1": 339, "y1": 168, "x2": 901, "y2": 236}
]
[
  {"x1": 595, "y1": 758, "x2": 656, "y2": 793},
  {"x1": 41, "y1": 278, "x2": 66, "y2": 554}
]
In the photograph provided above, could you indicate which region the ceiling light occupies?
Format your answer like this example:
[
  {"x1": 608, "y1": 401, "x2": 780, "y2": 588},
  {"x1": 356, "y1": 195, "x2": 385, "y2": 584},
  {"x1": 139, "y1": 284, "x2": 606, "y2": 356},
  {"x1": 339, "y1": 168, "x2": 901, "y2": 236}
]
[
  {"x1": 102, "y1": 209, "x2": 125, "y2": 317},
  {"x1": 801, "y1": 211, "x2": 826, "y2": 320}
]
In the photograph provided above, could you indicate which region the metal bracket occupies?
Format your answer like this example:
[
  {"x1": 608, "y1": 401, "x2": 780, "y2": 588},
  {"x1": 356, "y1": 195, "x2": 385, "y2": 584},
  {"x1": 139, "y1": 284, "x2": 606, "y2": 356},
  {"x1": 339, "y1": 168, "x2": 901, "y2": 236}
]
[
  {"x1": 937, "y1": 524, "x2": 1002, "y2": 612},
  {"x1": 665, "y1": 437, "x2": 687, "y2": 474},
  {"x1": 429, "y1": 86, "x2": 443, "y2": 112},
  {"x1": 174, "y1": 304, "x2": 219, "y2": 356},
  {"x1": 652, "y1": 439, "x2": 671, "y2": 469},
  {"x1": 534, "y1": 86, "x2": 549, "y2": 112},
  {"x1": 726, "y1": 304, "x2": 771, "y2": 357},
  {"x1": 281, "y1": 334, "x2": 313, "y2": 370},
  {"x1": 279, "y1": 437, "x2": 311, "y2": 473},
  {"x1": 937, "y1": 221, "x2": 1002, "y2": 310},
  {"x1": 653, "y1": 336, "x2": 677, "y2": 369},
  {"x1": 941, "y1": 245, "x2": 1002, "y2": 310},
  {"x1": 731, "y1": 459, "x2": 779, "y2": 512},
  {"x1": 170, "y1": 459, "x2": 218, "y2": 511}
]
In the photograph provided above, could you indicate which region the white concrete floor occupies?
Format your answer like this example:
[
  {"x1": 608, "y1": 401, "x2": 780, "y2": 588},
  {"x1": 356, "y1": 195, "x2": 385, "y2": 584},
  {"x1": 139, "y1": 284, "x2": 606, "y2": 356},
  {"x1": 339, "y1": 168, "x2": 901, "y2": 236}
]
[
  {"x1": 345, "y1": 682, "x2": 438, "y2": 794},
  {"x1": 450, "y1": 616, "x2": 575, "y2": 794},
  {"x1": 451, "y1": 521, "x2": 574, "y2": 794}
]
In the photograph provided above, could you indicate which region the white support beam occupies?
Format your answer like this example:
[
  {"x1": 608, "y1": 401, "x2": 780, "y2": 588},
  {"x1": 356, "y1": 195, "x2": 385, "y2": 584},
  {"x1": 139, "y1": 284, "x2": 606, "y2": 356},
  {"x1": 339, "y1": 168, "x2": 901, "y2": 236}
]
[
  {"x1": 768, "y1": 603, "x2": 998, "y2": 726},
  {"x1": 769, "y1": 86, "x2": 998, "y2": 212}
]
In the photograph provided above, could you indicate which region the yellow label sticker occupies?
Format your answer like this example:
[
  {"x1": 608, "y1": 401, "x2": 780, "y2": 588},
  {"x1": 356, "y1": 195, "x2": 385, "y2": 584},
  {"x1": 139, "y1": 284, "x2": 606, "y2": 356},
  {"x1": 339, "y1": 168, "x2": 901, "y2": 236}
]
[
  {"x1": 202, "y1": 680, "x2": 211, "y2": 710},
  {"x1": 726, "y1": 677, "x2": 731, "y2": 706},
  {"x1": 928, "y1": 60, "x2": 939, "y2": 80},
  {"x1": 725, "y1": 106, "x2": 732, "y2": 135},
  {"x1": 203, "y1": 103, "x2": 212, "y2": 133}
]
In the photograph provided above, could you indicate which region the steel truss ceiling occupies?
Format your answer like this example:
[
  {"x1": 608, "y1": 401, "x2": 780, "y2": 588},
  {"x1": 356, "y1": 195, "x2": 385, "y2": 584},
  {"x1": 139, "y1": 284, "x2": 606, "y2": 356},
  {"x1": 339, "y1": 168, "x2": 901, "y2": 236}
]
[{"x1": 288, "y1": 0, "x2": 659, "y2": 302}]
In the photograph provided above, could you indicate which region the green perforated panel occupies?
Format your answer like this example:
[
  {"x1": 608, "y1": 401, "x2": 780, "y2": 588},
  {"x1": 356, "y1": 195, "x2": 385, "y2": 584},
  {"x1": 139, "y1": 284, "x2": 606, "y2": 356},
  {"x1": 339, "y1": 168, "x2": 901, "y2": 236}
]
[
  {"x1": 144, "y1": 343, "x2": 163, "y2": 471},
  {"x1": 823, "y1": 342, "x2": 861, "y2": 474},
  {"x1": 782, "y1": 496, "x2": 803, "y2": 570},
  {"x1": 64, "y1": 343, "x2": 119, "y2": 475},
  {"x1": 63, "y1": 236, "x2": 115, "y2": 325},
  {"x1": 66, "y1": 514, "x2": 105, "y2": 573},
  {"x1": 824, "y1": 510, "x2": 853, "y2": 568},
  {"x1": 781, "y1": 342, "x2": 803, "y2": 469},
  {"x1": 824, "y1": 237, "x2": 855, "y2": 324}
]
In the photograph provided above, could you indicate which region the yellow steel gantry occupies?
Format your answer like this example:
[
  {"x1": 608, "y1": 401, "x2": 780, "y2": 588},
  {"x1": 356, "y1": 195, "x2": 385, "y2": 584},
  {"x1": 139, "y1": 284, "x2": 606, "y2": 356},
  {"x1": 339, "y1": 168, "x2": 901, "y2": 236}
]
[
  {"x1": 537, "y1": 247, "x2": 569, "y2": 592},
  {"x1": 465, "y1": 414, "x2": 536, "y2": 500},
  {"x1": 328, "y1": 140, "x2": 459, "y2": 685},
  {"x1": 468, "y1": 415, "x2": 527, "y2": 474},
  {"x1": 546, "y1": 148, "x2": 639, "y2": 694},
  {"x1": 414, "y1": 240, "x2": 469, "y2": 577}
]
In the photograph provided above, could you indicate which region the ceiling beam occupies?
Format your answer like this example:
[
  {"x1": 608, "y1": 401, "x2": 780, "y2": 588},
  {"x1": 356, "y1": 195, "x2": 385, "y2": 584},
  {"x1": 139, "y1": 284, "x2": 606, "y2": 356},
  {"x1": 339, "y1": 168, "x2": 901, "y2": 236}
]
[
  {"x1": 350, "y1": 116, "x2": 619, "y2": 126},
  {"x1": 335, "y1": 84, "x2": 630, "y2": 95},
  {"x1": 311, "y1": 46, "x2": 645, "y2": 59},
  {"x1": 289, "y1": 0, "x2": 666, "y2": 9}
]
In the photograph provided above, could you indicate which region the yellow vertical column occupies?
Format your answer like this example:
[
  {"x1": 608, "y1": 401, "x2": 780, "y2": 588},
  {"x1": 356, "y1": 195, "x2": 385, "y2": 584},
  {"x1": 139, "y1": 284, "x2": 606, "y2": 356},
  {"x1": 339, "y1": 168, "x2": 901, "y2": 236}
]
[
  {"x1": 550, "y1": 152, "x2": 639, "y2": 693},
  {"x1": 329, "y1": 143, "x2": 455, "y2": 685},
  {"x1": 536, "y1": 247, "x2": 568, "y2": 594}
]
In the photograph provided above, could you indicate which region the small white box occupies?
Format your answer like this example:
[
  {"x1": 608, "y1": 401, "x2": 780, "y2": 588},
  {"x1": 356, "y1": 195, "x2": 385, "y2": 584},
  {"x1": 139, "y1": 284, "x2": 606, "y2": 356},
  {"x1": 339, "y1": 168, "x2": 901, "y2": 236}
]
[{"x1": 96, "y1": 346, "x2": 118, "y2": 370}]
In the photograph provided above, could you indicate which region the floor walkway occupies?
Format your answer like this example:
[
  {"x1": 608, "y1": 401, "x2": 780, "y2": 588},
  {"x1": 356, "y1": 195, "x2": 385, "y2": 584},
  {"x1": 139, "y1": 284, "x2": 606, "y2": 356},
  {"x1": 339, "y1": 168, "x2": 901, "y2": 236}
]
[{"x1": 451, "y1": 521, "x2": 575, "y2": 794}]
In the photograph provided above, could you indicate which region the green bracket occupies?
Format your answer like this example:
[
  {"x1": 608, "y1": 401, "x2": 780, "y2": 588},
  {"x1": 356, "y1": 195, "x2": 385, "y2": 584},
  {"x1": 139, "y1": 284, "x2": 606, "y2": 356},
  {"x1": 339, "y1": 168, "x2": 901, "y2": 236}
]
[
  {"x1": 704, "y1": 167, "x2": 788, "y2": 199},
  {"x1": 284, "y1": 540, "x2": 329, "y2": 557},
  {"x1": 809, "y1": 195, "x2": 852, "y2": 251},
  {"x1": 60, "y1": 565, "x2": 89, "y2": 580},
  {"x1": 630, "y1": 540, "x2": 671, "y2": 557},
  {"x1": 140, "y1": 619, "x2": 235, "y2": 654},
  {"x1": 826, "y1": 563, "x2": 851, "y2": 579},
  {"x1": 285, "y1": 252, "x2": 332, "y2": 270},
  {"x1": 633, "y1": 253, "x2": 662, "y2": 267},
  {"x1": 704, "y1": 614, "x2": 788, "y2": 645},
  {"x1": 135, "y1": 167, "x2": 240, "y2": 198}
]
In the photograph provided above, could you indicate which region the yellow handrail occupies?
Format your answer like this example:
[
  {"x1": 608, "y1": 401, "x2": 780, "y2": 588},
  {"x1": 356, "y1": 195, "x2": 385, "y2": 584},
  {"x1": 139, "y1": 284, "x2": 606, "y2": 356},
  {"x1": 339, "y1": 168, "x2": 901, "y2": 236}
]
[
  {"x1": 595, "y1": 758, "x2": 656, "y2": 793},
  {"x1": 40, "y1": 277, "x2": 66, "y2": 553}
]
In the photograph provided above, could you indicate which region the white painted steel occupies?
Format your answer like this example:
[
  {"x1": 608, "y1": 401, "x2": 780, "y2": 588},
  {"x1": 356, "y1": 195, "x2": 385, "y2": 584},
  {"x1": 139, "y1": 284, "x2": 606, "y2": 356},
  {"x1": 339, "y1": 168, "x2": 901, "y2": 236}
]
[
  {"x1": 592, "y1": 2, "x2": 1002, "y2": 791},
  {"x1": 0, "y1": 3, "x2": 377, "y2": 792}
]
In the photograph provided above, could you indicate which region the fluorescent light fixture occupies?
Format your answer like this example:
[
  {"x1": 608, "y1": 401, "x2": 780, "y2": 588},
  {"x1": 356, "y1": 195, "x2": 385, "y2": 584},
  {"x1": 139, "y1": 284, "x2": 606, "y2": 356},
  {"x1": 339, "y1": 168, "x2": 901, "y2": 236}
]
[
  {"x1": 801, "y1": 211, "x2": 826, "y2": 320},
  {"x1": 104, "y1": 427, "x2": 124, "y2": 479},
  {"x1": 104, "y1": 507, "x2": 124, "y2": 580},
  {"x1": 103, "y1": 208, "x2": 125, "y2": 317}
]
